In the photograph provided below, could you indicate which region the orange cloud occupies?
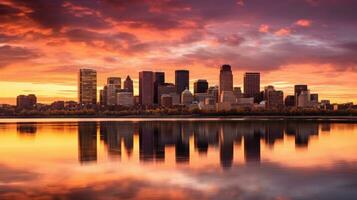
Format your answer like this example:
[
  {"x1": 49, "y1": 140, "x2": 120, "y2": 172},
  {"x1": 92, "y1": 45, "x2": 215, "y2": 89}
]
[
  {"x1": 295, "y1": 19, "x2": 312, "y2": 27},
  {"x1": 259, "y1": 24, "x2": 269, "y2": 33},
  {"x1": 274, "y1": 28, "x2": 291, "y2": 36}
]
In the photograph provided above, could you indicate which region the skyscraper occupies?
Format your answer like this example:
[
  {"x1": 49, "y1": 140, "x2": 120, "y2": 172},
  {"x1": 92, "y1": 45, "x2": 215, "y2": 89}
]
[
  {"x1": 78, "y1": 69, "x2": 97, "y2": 104},
  {"x1": 194, "y1": 79, "x2": 208, "y2": 94},
  {"x1": 244, "y1": 72, "x2": 260, "y2": 102},
  {"x1": 124, "y1": 75, "x2": 133, "y2": 93},
  {"x1": 294, "y1": 85, "x2": 308, "y2": 107},
  {"x1": 106, "y1": 77, "x2": 121, "y2": 106},
  {"x1": 154, "y1": 72, "x2": 165, "y2": 104},
  {"x1": 175, "y1": 70, "x2": 189, "y2": 95},
  {"x1": 219, "y1": 64, "x2": 233, "y2": 94},
  {"x1": 139, "y1": 71, "x2": 154, "y2": 105}
]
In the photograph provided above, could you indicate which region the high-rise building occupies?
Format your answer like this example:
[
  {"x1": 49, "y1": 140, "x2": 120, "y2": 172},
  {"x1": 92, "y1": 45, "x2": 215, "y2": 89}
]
[
  {"x1": 139, "y1": 71, "x2": 154, "y2": 105},
  {"x1": 294, "y1": 85, "x2": 308, "y2": 107},
  {"x1": 78, "y1": 69, "x2": 97, "y2": 104},
  {"x1": 154, "y1": 72, "x2": 165, "y2": 104},
  {"x1": 194, "y1": 79, "x2": 208, "y2": 94},
  {"x1": 124, "y1": 75, "x2": 134, "y2": 93},
  {"x1": 264, "y1": 85, "x2": 275, "y2": 100},
  {"x1": 220, "y1": 91, "x2": 236, "y2": 104},
  {"x1": 297, "y1": 90, "x2": 310, "y2": 108},
  {"x1": 219, "y1": 64, "x2": 233, "y2": 94},
  {"x1": 267, "y1": 90, "x2": 284, "y2": 109},
  {"x1": 244, "y1": 72, "x2": 260, "y2": 102},
  {"x1": 106, "y1": 77, "x2": 121, "y2": 106},
  {"x1": 175, "y1": 70, "x2": 189, "y2": 95},
  {"x1": 16, "y1": 94, "x2": 37, "y2": 109},
  {"x1": 208, "y1": 86, "x2": 219, "y2": 103}
]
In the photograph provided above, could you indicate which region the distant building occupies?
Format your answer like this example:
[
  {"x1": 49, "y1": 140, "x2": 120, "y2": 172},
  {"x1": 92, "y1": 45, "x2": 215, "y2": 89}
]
[
  {"x1": 161, "y1": 94, "x2": 173, "y2": 107},
  {"x1": 181, "y1": 88, "x2": 194, "y2": 106},
  {"x1": 158, "y1": 83, "x2": 176, "y2": 105},
  {"x1": 175, "y1": 70, "x2": 189, "y2": 95},
  {"x1": 267, "y1": 90, "x2": 284, "y2": 109},
  {"x1": 194, "y1": 93, "x2": 210, "y2": 104},
  {"x1": 297, "y1": 90, "x2": 310, "y2": 108},
  {"x1": 154, "y1": 72, "x2": 165, "y2": 104},
  {"x1": 285, "y1": 95, "x2": 295, "y2": 107},
  {"x1": 219, "y1": 64, "x2": 233, "y2": 94},
  {"x1": 220, "y1": 91, "x2": 236, "y2": 104},
  {"x1": 106, "y1": 77, "x2": 121, "y2": 106},
  {"x1": 294, "y1": 85, "x2": 308, "y2": 107},
  {"x1": 117, "y1": 92, "x2": 134, "y2": 106},
  {"x1": 194, "y1": 79, "x2": 208, "y2": 94},
  {"x1": 16, "y1": 94, "x2": 37, "y2": 109},
  {"x1": 78, "y1": 69, "x2": 97, "y2": 104},
  {"x1": 139, "y1": 71, "x2": 154, "y2": 106},
  {"x1": 208, "y1": 86, "x2": 219, "y2": 103},
  {"x1": 124, "y1": 75, "x2": 133, "y2": 93},
  {"x1": 244, "y1": 72, "x2": 260, "y2": 103},
  {"x1": 50, "y1": 101, "x2": 65, "y2": 110},
  {"x1": 263, "y1": 85, "x2": 275, "y2": 101},
  {"x1": 233, "y1": 87, "x2": 243, "y2": 99}
]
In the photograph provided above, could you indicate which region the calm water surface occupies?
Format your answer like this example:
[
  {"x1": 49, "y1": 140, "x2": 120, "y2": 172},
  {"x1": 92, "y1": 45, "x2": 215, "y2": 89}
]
[{"x1": 0, "y1": 119, "x2": 357, "y2": 200}]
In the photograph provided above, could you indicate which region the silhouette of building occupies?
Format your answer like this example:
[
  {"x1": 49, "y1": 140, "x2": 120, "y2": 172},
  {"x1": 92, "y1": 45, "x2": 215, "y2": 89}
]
[
  {"x1": 244, "y1": 72, "x2": 260, "y2": 103},
  {"x1": 154, "y1": 72, "x2": 165, "y2": 104},
  {"x1": 161, "y1": 94, "x2": 173, "y2": 107},
  {"x1": 158, "y1": 83, "x2": 176, "y2": 105},
  {"x1": 181, "y1": 88, "x2": 194, "y2": 105},
  {"x1": 219, "y1": 64, "x2": 233, "y2": 95},
  {"x1": 106, "y1": 77, "x2": 121, "y2": 105},
  {"x1": 175, "y1": 70, "x2": 189, "y2": 95},
  {"x1": 194, "y1": 79, "x2": 209, "y2": 94},
  {"x1": 117, "y1": 91, "x2": 134, "y2": 106},
  {"x1": 78, "y1": 69, "x2": 97, "y2": 104},
  {"x1": 139, "y1": 71, "x2": 154, "y2": 106},
  {"x1": 297, "y1": 90, "x2": 310, "y2": 108},
  {"x1": 266, "y1": 90, "x2": 284, "y2": 109},
  {"x1": 124, "y1": 75, "x2": 133, "y2": 93},
  {"x1": 285, "y1": 95, "x2": 295, "y2": 107},
  {"x1": 16, "y1": 94, "x2": 37, "y2": 109},
  {"x1": 244, "y1": 132, "x2": 261, "y2": 163}
]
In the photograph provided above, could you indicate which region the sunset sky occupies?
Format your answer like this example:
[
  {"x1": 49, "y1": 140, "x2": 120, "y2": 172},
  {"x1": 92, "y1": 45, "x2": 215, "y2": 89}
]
[{"x1": 0, "y1": 0, "x2": 356, "y2": 104}]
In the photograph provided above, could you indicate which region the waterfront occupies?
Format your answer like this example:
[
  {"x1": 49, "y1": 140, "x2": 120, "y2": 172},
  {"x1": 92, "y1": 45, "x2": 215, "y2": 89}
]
[{"x1": 0, "y1": 119, "x2": 357, "y2": 199}]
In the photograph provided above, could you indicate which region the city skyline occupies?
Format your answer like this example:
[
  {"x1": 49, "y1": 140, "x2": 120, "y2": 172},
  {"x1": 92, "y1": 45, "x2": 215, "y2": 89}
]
[{"x1": 0, "y1": 0, "x2": 357, "y2": 104}]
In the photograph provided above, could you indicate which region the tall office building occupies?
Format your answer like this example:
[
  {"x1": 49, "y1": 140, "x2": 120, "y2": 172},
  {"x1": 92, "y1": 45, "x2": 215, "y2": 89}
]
[
  {"x1": 285, "y1": 95, "x2": 295, "y2": 107},
  {"x1": 106, "y1": 77, "x2": 121, "y2": 106},
  {"x1": 219, "y1": 64, "x2": 233, "y2": 94},
  {"x1": 297, "y1": 90, "x2": 311, "y2": 108},
  {"x1": 139, "y1": 71, "x2": 154, "y2": 105},
  {"x1": 244, "y1": 72, "x2": 260, "y2": 102},
  {"x1": 154, "y1": 72, "x2": 165, "y2": 104},
  {"x1": 233, "y1": 87, "x2": 243, "y2": 99},
  {"x1": 158, "y1": 83, "x2": 176, "y2": 105},
  {"x1": 78, "y1": 69, "x2": 97, "y2": 104},
  {"x1": 124, "y1": 75, "x2": 133, "y2": 93},
  {"x1": 175, "y1": 70, "x2": 189, "y2": 95},
  {"x1": 294, "y1": 85, "x2": 308, "y2": 107},
  {"x1": 267, "y1": 90, "x2": 284, "y2": 109},
  {"x1": 194, "y1": 79, "x2": 208, "y2": 94}
]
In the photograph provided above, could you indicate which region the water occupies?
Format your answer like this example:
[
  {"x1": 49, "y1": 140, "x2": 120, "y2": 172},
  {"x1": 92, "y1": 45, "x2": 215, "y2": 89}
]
[{"x1": 0, "y1": 119, "x2": 356, "y2": 200}]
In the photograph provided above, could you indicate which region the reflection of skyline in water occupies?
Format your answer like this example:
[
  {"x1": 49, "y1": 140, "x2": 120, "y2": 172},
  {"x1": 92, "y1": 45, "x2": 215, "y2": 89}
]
[{"x1": 72, "y1": 121, "x2": 322, "y2": 168}]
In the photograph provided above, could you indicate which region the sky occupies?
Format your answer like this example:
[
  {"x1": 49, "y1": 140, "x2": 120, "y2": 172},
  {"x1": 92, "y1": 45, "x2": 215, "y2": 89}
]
[{"x1": 0, "y1": 0, "x2": 356, "y2": 104}]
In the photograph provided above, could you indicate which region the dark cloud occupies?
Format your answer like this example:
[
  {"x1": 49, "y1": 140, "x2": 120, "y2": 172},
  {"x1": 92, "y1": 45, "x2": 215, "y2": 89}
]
[{"x1": 0, "y1": 45, "x2": 40, "y2": 68}]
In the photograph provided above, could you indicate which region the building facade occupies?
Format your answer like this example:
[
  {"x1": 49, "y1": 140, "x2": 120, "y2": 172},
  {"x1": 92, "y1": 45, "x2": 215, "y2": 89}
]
[
  {"x1": 294, "y1": 85, "x2": 308, "y2": 107},
  {"x1": 16, "y1": 94, "x2": 37, "y2": 109},
  {"x1": 219, "y1": 64, "x2": 233, "y2": 94},
  {"x1": 175, "y1": 70, "x2": 189, "y2": 95},
  {"x1": 154, "y1": 72, "x2": 165, "y2": 104},
  {"x1": 139, "y1": 71, "x2": 154, "y2": 106},
  {"x1": 194, "y1": 79, "x2": 209, "y2": 94},
  {"x1": 124, "y1": 76, "x2": 134, "y2": 93},
  {"x1": 244, "y1": 72, "x2": 260, "y2": 102},
  {"x1": 78, "y1": 69, "x2": 97, "y2": 104}
]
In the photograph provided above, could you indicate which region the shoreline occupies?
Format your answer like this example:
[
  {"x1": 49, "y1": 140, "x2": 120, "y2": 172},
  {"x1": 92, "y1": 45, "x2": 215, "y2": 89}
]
[{"x1": 0, "y1": 115, "x2": 357, "y2": 123}]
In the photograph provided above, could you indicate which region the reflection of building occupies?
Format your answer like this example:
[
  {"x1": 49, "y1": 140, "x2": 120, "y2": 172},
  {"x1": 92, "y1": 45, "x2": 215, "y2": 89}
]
[
  {"x1": 78, "y1": 122, "x2": 97, "y2": 163},
  {"x1": 139, "y1": 123, "x2": 165, "y2": 162},
  {"x1": 17, "y1": 123, "x2": 37, "y2": 134},
  {"x1": 78, "y1": 69, "x2": 97, "y2": 104},
  {"x1": 244, "y1": 132, "x2": 261, "y2": 163},
  {"x1": 285, "y1": 122, "x2": 319, "y2": 148}
]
